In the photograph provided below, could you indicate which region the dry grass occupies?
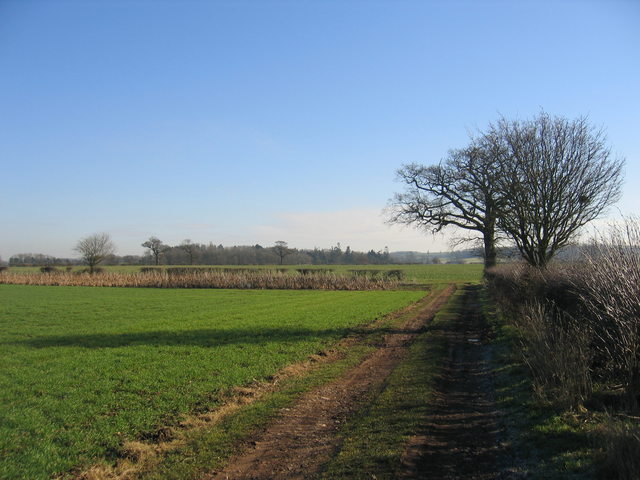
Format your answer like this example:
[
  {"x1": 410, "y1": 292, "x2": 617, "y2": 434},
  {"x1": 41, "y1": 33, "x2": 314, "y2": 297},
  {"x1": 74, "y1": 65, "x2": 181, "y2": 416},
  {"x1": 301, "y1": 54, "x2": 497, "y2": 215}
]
[
  {"x1": 576, "y1": 218, "x2": 640, "y2": 413},
  {"x1": 486, "y1": 263, "x2": 593, "y2": 409},
  {"x1": 597, "y1": 415, "x2": 640, "y2": 480},
  {"x1": 0, "y1": 269, "x2": 399, "y2": 290},
  {"x1": 515, "y1": 300, "x2": 593, "y2": 408}
]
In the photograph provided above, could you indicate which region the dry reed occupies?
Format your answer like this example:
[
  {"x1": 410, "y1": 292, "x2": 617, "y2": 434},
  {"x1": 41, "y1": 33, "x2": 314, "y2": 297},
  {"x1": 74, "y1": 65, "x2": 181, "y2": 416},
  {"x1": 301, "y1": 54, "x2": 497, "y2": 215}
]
[
  {"x1": 577, "y1": 217, "x2": 640, "y2": 413},
  {"x1": 0, "y1": 270, "x2": 399, "y2": 291},
  {"x1": 515, "y1": 300, "x2": 593, "y2": 408}
]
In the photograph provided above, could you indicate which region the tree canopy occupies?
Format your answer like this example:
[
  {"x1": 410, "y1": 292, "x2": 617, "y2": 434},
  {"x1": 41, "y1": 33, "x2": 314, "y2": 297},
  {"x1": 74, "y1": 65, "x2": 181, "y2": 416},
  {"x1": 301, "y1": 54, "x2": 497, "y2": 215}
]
[
  {"x1": 74, "y1": 233, "x2": 116, "y2": 273},
  {"x1": 390, "y1": 111, "x2": 625, "y2": 268},
  {"x1": 390, "y1": 144, "x2": 503, "y2": 268},
  {"x1": 142, "y1": 237, "x2": 167, "y2": 266},
  {"x1": 489, "y1": 113, "x2": 624, "y2": 267}
]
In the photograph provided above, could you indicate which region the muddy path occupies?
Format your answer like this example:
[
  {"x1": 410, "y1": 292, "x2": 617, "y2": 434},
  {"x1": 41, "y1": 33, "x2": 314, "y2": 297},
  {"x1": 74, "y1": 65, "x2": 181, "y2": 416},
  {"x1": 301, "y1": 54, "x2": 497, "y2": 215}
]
[
  {"x1": 400, "y1": 284, "x2": 509, "y2": 480},
  {"x1": 205, "y1": 285, "x2": 457, "y2": 480}
]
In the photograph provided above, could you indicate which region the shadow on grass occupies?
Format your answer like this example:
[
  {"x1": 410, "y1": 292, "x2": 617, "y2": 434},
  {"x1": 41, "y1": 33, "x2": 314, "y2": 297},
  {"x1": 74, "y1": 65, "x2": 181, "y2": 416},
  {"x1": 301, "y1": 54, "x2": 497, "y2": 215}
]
[{"x1": 4, "y1": 324, "x2": 422, "y2": 349}]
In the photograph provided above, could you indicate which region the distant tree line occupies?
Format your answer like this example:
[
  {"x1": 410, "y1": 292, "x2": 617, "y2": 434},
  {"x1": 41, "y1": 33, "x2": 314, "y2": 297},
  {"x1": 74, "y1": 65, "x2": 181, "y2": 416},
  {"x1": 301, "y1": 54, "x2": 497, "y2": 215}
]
[
  {"x1": 9, "y1": 253, "x2": 71, "y2": 266},
  {"x1": 8, "y1": 240, "x2": 393, "y2": 267},
  {"x1": 138, "y1": 239, "x2": 392, "y2": 266}
]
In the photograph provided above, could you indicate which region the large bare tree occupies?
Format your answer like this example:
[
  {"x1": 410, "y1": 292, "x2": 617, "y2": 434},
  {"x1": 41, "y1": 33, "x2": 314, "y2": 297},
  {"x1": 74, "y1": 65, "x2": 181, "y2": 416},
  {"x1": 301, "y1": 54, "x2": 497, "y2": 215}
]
[
  {"x1": 490, "y1": 112, "x2": 624, "y2": 267},
  {"x1": 75, "y1": 232, "x2": 115, "y2": 273},
  {"x1": 390, "y1": 112, "x2": 624, "y2": 269},
  {"x1": 389, "y1": 143, "x2": 504, "y2": 269}
]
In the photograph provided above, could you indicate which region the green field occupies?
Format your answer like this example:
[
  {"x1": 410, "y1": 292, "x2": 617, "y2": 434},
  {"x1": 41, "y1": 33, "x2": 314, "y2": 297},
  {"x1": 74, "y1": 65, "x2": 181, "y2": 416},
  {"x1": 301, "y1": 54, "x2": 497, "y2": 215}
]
[{"x1": 0, "y1": 284, "x2": 423, "y2": 480}]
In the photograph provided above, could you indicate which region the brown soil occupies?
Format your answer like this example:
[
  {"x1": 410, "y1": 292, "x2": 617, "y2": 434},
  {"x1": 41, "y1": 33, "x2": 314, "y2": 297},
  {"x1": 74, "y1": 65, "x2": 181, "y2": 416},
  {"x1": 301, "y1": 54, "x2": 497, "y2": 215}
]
[
  {"x1": 399, "y1": 284, "x2": 518, "y2": 480},
  {"x1": 205, "y1": 285, "x2": 457, "y2": 480}
]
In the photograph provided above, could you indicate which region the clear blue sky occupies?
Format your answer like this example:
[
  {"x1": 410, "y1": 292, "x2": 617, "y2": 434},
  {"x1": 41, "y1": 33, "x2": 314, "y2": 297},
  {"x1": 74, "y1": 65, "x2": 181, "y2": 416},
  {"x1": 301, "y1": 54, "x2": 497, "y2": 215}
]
[{"x1": 1, "y1": 0, "x2": 638, "y2": 259}]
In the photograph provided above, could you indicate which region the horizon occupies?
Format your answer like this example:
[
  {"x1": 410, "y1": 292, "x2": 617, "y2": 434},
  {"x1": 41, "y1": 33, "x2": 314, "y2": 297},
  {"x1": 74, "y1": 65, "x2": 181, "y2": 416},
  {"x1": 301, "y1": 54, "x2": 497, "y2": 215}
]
[
  {"x1": 5, "y1": 239, "x2": 465, "y2": 263},
  {"x1": 2, "y1": 1, "x2": 638, "y2": 259}
]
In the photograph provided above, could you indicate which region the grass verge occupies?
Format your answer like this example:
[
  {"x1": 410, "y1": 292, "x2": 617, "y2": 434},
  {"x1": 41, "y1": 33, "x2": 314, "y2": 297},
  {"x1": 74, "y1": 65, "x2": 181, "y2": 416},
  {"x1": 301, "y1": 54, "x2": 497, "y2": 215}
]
[
  {"x1": 319, "y1": 286, "x2": 465, "y2": 479},
  {"x1": 486, "y1": 289, "x2": 611, "y2": 479}
]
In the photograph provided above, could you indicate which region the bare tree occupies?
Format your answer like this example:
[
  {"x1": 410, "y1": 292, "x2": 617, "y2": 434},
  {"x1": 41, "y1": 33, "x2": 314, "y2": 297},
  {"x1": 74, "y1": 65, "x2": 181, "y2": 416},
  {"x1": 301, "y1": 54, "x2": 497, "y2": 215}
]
[
  {"x1": 389, "y1": 143, "x2": 504, "y2": 269},
  {"x1": 179, "y1": 239, "x2": 198, "y2": 265},
  {"x1": 142, "y1": 236, "x2": 167, "y2": 265},
  {"x1": 491, "y1": 112, "x2": 624, "y2": 267},
  {"x1": 273, "y1": 241, "x2": 292, "y2": 265},
  {"x1": 75, "y1": 232, "x2": 115, "y2": 273}
]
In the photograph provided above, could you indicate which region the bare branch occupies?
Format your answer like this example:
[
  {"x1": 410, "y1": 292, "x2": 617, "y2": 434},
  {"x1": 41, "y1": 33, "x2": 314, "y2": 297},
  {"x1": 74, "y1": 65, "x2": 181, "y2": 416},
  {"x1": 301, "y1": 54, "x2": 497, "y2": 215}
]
[
  {"x1": 74, "y1": 233, "x2": 115, "y2": 273},
  {"x1": 388, "y1": 145, "x2": 502, "y2": 269},
  {"x1": 492, "y1": 111, "x2": 624, "y2": 267}
]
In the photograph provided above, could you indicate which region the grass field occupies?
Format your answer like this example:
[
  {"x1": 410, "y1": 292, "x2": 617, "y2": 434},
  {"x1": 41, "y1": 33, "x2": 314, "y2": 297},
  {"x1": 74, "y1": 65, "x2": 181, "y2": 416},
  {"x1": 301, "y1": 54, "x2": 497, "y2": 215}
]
[{"x1": 0, "y1": 284, "x2": 424, "y2": 480}]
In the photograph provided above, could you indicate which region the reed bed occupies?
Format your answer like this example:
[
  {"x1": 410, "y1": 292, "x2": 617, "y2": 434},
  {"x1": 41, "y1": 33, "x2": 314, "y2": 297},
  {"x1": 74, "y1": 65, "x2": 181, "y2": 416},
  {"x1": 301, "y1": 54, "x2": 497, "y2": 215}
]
[{"x1": 0, "y1": 270, "x2": 400, "y2": 290}]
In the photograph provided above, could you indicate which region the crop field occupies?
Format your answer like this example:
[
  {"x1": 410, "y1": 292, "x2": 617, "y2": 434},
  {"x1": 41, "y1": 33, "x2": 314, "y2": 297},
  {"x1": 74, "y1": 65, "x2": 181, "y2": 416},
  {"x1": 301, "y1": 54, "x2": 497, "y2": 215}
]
[
  {"x1": 0, "y1": 284, "x2": 423, "y2": 480},
  {"x1": 5, "y1": 263, "x2": 483, "y2": 285}
]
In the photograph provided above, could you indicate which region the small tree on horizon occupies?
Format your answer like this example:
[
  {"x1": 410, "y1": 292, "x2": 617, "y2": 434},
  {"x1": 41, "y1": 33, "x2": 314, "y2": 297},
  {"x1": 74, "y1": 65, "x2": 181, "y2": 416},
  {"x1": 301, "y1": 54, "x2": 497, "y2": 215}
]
[
  {"x1": 74, "y1": 232, "x2": 115, "y2": 273},
  {"x1": 273, "y1": 241, "x2": 292, "y2": 265},
  {"x1": 142, "y1": 236, "x2": 167, "y2": 265}
]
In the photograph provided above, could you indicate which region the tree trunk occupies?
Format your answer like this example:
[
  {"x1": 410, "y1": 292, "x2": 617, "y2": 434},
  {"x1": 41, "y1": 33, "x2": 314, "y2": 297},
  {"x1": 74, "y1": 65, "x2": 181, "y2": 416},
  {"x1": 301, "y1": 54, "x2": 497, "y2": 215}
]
[{"x1": 483, "y1": 228, "x2": 497, "y2": 271}]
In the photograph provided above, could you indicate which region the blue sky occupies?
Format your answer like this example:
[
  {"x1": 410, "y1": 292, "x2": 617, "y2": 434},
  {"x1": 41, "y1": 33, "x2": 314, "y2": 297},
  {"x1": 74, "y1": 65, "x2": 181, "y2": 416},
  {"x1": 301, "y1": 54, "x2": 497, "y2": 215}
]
[{"x1": 1, "y1": 0, "x2": 638, "y2": 259}]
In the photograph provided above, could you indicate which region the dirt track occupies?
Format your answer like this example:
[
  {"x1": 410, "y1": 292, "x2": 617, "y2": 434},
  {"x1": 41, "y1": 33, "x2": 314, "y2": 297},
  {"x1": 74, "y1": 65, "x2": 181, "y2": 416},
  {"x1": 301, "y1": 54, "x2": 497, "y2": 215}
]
[
  {"x1": 206, "y1": 284, "x2": 515, "y2": 480},
  {"x1": 399, "y1": 284, "x2": 509, "y2": 479},
  {"x1": 205, "y1": 285, "x2": 456, "y2": 480}
]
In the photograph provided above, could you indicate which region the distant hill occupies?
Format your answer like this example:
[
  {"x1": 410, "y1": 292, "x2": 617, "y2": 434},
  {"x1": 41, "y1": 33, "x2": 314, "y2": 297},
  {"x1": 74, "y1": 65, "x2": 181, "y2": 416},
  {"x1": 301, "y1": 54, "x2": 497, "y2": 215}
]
[{"x1": 390, "y1": 249, "x2": 483, "y2": 264}]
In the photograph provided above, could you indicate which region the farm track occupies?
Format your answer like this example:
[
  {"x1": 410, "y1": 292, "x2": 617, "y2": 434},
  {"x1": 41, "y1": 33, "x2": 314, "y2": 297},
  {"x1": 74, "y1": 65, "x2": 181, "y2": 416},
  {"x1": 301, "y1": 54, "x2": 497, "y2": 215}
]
[
  {"x1": 399, "y1": 285, "x2": 514, "y2": 480},
  {"x1": 205, "y1": 284, "x2": 457, "y2": 480}
]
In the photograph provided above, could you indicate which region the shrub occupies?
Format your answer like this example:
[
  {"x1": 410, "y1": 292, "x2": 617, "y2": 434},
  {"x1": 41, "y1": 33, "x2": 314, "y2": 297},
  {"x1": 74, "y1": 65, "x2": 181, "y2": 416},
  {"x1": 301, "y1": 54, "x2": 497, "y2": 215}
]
[
  {"x1": 515, "y1": 300, "x2": 592, "y2": 408},
  {"x1": 487, "y1": 218, "x2": 640, "y2": 414},
  {"x1": 385, "y1": 269, "x2": 405, "y2": 280},
  {"x1": 597, "y1": 416, "x2": 640, "y2": 480},
  {"x1": 140, "y1": 267, "x2": 159, "y2": 273},
  {"x1": 296, "y1": 268, "x2": 334, "y2": 275},
  {"x1": 486, "y1": 263, "x2": 593, "y2": 409},
  {"x1": 576, "y1": 218, "x2": 640, "y2": 413}
]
